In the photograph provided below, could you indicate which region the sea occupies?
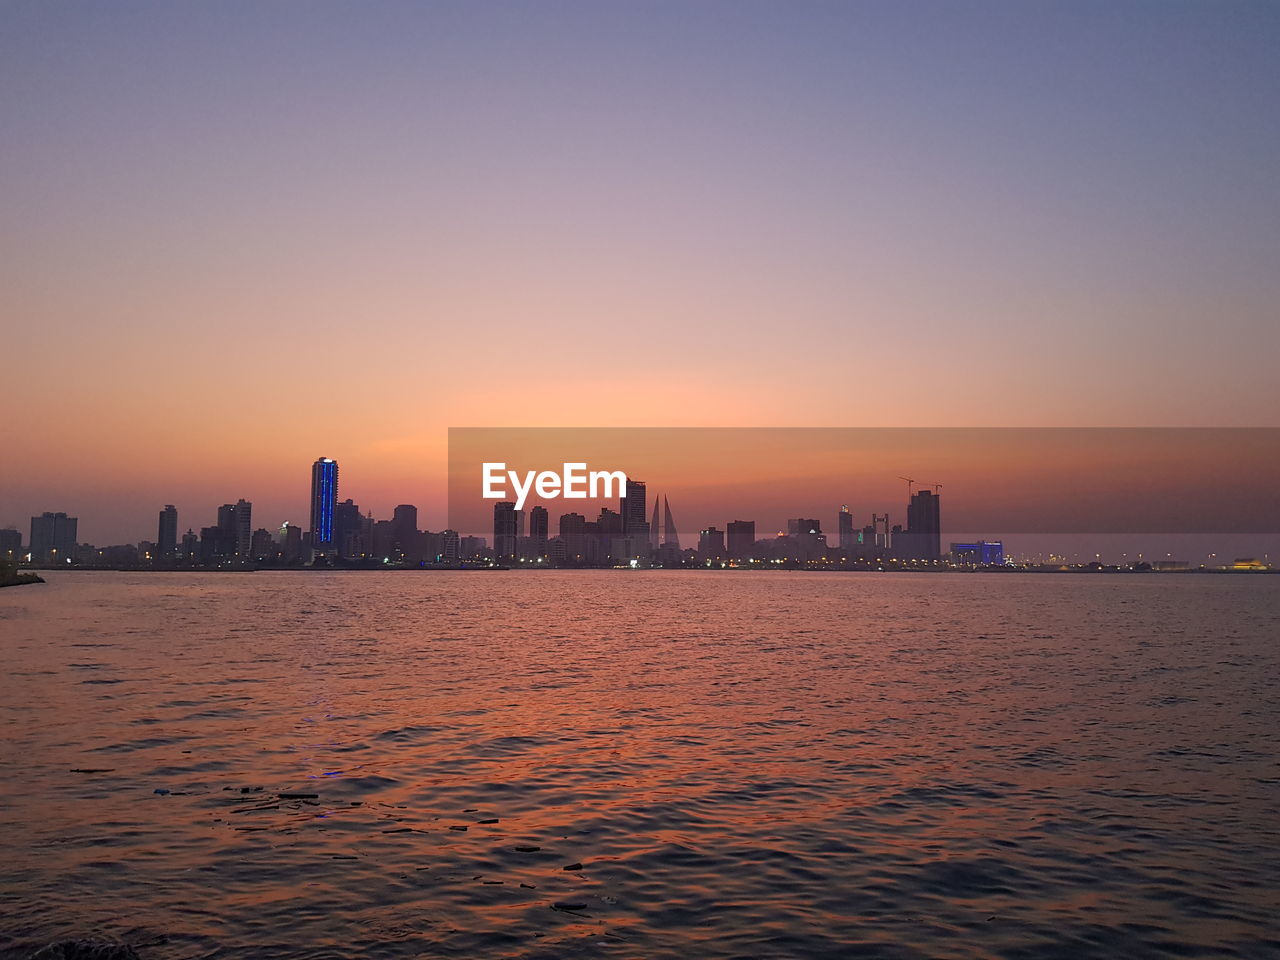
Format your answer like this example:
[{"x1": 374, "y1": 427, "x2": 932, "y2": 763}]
[{"x1": 1, "y1": 571, "x2": 1277, "y2": 959}]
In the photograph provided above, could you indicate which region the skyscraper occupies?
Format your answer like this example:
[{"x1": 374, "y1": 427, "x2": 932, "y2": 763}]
[
  {"x1": 390, "y1": 504, "x2": 419, "y2": 561},
  {"x1": 214, "y1": 502, "x2": 252, "y2": 557},
  {"x1": 310, "y1": 457, "x2": 339, "y2": 554},
  {"x1": 619, "y1": 478, "x2": 649, "y2": 551},
  {"x1": 727, "y1": 520, "x2": 755, "y2": 559},
  {"x1": 29, "y1": 512, "x2": 77, "y2": 564},
  {"x1": 493, "y1": 501, "x2": 518, "y2": 559},
  {"x1": 157, "y1": 505, "x2": 178, "y2": 559},
  {"x1": 662, "y1": 496, "x2": 680, "y2": 550},
  {"x1": 233, "y1": 500, "x2": 252, "y2": 557},
  {"x1": 899, "y1": 489, "x2": 942, "y2": 560},
  {"x1": 528, "y1": 505, "x2": 548, "y2": 557},
  {"x1": 838, "y1": 505, "x2": 858, "y2": 551}
]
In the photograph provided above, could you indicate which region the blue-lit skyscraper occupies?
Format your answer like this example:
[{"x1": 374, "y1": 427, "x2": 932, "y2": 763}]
[{"x1": 310, "y1": 457, "x2": 339, "y2": 553}]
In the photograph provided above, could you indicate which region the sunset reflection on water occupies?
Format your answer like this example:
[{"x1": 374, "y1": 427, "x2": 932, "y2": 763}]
[{"x1": 2, "y1": 571, "x2": 1277, "y2": 959}]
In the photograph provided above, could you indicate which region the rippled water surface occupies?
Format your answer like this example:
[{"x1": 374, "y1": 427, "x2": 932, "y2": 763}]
[{"x1": 2, "y1": 571, "x2": 1278, "y2": 959}]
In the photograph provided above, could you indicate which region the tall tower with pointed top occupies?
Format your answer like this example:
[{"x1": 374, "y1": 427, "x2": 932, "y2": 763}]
[{"x1": 662, "y1": 496, "x2": 680, "y2": 550}]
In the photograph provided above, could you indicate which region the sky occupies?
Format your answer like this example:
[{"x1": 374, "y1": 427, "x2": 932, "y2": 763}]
[{"x1": 2, "y1": 1, "x2": 1278, "y2": 545}]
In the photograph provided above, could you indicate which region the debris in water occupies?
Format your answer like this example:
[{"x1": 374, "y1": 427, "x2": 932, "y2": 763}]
[{"x1": 562, "y1": 862, "x2": 583, "y2": 871}]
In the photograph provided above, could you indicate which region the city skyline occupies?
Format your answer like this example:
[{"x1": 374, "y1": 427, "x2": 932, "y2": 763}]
[{"x1": 9, "y1": 450, "x2": 1277, "y2": 568}]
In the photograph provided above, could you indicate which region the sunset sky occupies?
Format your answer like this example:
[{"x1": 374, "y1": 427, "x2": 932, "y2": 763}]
[{"x1": 3, "y1": 1, "x2": 1278, "y2": 545}]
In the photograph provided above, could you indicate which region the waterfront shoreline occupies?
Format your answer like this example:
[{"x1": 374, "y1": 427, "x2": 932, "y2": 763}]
[{"x1": 8, "y1": 565, "x2": 1274, "y2": 576}]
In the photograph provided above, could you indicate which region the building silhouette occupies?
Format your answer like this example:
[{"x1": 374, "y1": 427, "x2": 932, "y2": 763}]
[
  {"x1": 29, "y1": 512, "x2": 77, "y2": 564},
  {"x1": 209, "y1": 501, "x2": 252, "y2": 558},
  {"x1": 310, "y1": 457, "x2": 339, "y2": 554},
  {"x1": 699, "y1": 526, "x2": 725, "y2": 560},
  {"x1": 727, "y1": 520, "x2": 755, "y2": 558},
  {"x1": 838, "y1": 505, "x2": 857, "y2": 551},
  {"x1": 157, "y1": 505, "x2": 178, "y2": 559},
  {"x1": 390, "y1": 504, "x2": 419, "y2": 562},
  {"x1": 250, "y1": 528, "x2": 276, "y2": 561},
  {"x1": 662, "y1": 496, "x2": 680, "y2": 550},
  {"x1": 0, "y1": 528, "x2": 23, "y2": 562},
  {"x1": 897, "y1": 490, "x2": 941, "y2": 560},
  {"x1": 334, "y1": 499, "x2": 365, "y2": 559},
  {"x1": 528, "y1": 506, "x2": 548, "y2": 557},
  {"x1": 559, "y1": 512, "x2": 586, "y2": 561},
  {"x1": 441, "y1": 529, "x2": 460, "y2": 561},
  {"x1": 493, "y1": 501, "x2": 518, "y2": 559},
  {"x1": 277, "y1": 522, "x2": 302, "y2": 563},
  {"x1": 233, "y1": 500, "x2": 253, "y2": 557},
  {"x1": 619, "y1": 479, "x2": 649, "y2": 554}
]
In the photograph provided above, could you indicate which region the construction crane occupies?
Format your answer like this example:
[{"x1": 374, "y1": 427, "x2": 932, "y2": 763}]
[{"x1": 898, "y1": 476, "x2": 916, "y2": 496}]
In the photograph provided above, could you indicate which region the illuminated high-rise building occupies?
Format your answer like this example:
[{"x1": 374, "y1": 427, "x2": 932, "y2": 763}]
[{"x1": 310, "y1": 458, "x2": 339, "y2": 553}]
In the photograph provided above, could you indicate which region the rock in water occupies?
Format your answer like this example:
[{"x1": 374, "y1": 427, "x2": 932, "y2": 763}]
[{"x1": 29, "y1": 940, "x2": 141, "y2": 960}]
